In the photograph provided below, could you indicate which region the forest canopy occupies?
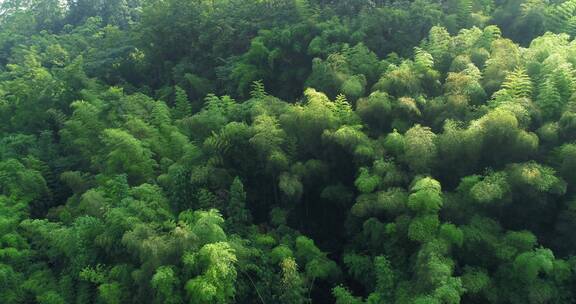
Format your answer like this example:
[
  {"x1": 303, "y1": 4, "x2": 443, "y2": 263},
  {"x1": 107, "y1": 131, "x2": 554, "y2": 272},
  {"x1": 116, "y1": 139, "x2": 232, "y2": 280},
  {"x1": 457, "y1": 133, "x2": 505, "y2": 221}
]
[{"x1": 3, "y1": 0, "x2": 576, "y2": 303}]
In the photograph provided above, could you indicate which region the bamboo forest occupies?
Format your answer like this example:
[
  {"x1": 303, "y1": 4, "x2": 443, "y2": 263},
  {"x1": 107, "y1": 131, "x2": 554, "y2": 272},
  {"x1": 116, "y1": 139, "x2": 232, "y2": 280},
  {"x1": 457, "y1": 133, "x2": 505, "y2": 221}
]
[{"x1": 5, "y1": 0, "x2": 576, "y2": 303}]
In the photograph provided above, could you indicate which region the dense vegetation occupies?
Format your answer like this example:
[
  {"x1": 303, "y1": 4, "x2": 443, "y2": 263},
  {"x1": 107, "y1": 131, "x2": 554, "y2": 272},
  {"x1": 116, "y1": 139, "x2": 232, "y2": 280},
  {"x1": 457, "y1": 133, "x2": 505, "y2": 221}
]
[{"x1": 5, "y1": 0, "x2": 576, "y2": 303}]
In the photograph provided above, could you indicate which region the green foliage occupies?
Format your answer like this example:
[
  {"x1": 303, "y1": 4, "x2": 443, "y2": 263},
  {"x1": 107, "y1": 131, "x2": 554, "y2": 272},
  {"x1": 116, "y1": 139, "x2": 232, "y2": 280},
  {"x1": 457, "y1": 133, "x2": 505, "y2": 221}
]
[
  {"x1": 537, "y1": 78, "x2": 563, "y2": 120},
  {"x1": 4, "y1": 2, "x2": 576, "y2": 304},
  {"x1": 513, "y1": 248, "x2": 555, "y2": 283},
  {"x1": 461, "y1": 267, "x2": 490, "y2": 294},
  {"x1": 295, "y1": 236, "x2": 340, "y2": 281},
  {"x1": 173, "y1": 86, "x2": 191, "y2": 120},
  {"x1": 184, "y1": 242, "x2": 237, "y2": 304},
  {"x1": 226, "y1": 177, "x2": 251, "y2": 231},
  {"x1": 0, "y1": 159, "x2": 49, "y2": 203},
  {"x1": 180, "y1": 209, "x2": 227, "y2": 246},
  {"x1": 469, "y1": 172, "x2": 510, "y2": 204},
  {"x1": 404, "y1": 125, "x2": 437, "y2": 173},
  {"x1": 373, "y1": 256, "x2": 395, "y2": 301},
  {"x1": 279, "y1": 258, "x2": 308, "y2": 304},
  {"x1": 151, "y1": 266, "x2": 181, "y2": 304},
  {"x1": 333, "y1": 286, "x2": 364, "y2": 304},
  {"x1": 507, "y1": 162, "x2": 566, "y2": 194},
  {"x1": 408, "y1": 215, "x2": 441, "y2": 242},
  {"x1": 100, "y1": 128, "x2": 156, "y2": 185},
  {"x1": 408, "y1": 177, "x2": 443, "y2": 214},
  {"x1": 502, "y1": 67, "x2": 533, "y2": 98},
  {"x1": 354, "y1": 167, "x2": 381, "y2": 194}
]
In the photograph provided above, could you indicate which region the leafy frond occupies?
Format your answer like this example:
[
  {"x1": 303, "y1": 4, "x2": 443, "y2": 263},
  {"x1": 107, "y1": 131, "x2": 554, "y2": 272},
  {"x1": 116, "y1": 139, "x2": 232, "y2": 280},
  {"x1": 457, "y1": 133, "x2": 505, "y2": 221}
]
[
  {"x1": 502, "y1": 67, "x2": 533, "y2": 98},
  {"x1": 414, "y1": 47, "x2": 434, "y2": 70}
]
